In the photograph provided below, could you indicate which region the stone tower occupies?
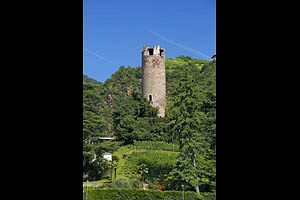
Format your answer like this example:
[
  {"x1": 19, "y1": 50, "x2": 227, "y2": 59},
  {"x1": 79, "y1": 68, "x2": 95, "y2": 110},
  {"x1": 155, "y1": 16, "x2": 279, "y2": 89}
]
[{"x1": 142, "y1": 45, "x2": 166, "y2": 117}]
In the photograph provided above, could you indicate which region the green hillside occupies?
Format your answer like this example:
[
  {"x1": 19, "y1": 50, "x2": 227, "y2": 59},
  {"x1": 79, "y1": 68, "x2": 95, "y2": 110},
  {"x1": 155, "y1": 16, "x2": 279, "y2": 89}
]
[
  {"x1": 83, "y1": 56, "x2": 216, "y2": 196},
  {"x1": 83, "y1": 74, "x2": 102, "y2": 85}
]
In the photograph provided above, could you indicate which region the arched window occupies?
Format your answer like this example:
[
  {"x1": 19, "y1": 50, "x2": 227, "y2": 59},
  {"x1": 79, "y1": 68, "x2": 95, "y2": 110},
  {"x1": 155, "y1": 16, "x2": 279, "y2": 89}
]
[{"x1": 149, "y1": 95, "x2": 152, "y2": 102}]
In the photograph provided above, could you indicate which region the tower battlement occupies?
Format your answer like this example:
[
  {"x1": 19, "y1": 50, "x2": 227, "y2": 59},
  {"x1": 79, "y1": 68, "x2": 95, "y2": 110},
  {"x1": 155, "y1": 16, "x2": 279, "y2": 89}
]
[
  {"x1": 142, "y1": 45, "x2": 166, "y2": 117},
  {"x1": 142, "y1": 45, "x2": 165, "y2": 57}
]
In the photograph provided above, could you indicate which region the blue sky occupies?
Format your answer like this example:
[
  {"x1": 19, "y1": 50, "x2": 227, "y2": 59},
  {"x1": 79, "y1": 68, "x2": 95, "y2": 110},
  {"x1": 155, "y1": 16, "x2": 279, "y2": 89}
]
[{"x1": 83, "y1": 0, "x2": 216, "y2": 83}]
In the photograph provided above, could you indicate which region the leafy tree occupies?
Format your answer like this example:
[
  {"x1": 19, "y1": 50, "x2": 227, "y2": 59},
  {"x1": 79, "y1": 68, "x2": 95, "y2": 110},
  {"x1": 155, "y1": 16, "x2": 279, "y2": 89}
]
[
  {"x1": 138, "y1": 163, "x2": 149, "y2": 189},
  {"x1": 83, "y1": 83, "x2": 118, "y2": 180},
  {"x1": 113, "y1": 95, "x2": 166, "y2": 144},
  {"x1": 110, "y1": 160, "x2": 119, "y2": 181}
]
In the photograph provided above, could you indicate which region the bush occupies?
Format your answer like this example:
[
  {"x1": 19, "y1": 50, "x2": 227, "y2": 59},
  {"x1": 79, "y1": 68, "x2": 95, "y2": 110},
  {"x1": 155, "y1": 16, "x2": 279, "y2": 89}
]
[
  {"x1": 112, "y1": 178, "x2": 138, "y2": 189},
  {"x1": 83, "y1": 188, "x2": 203, "y2": 200}
]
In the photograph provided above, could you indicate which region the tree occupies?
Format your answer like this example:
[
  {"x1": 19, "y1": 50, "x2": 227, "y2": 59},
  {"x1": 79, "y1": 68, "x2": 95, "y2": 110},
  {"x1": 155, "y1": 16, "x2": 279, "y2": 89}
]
[
  {"x1": 113, "y1": 95, "x2": 165, "y2": 145},
  {"x1": 168, "y1": 66, "x2": 216, "y2": 194},
  {"x1": 138, "y1": 163, "x2": 149, "y2": 189},
  {"x1": 83, "y1": 83, "x2": 118, "y2": 180},
  {"x1": 110, "y1": 160, "x2": 119, "y2": 181}
]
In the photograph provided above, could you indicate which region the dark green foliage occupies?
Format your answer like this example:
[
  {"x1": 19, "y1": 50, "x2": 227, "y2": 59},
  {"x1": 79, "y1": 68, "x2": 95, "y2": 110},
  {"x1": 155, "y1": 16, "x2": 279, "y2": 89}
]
[
  {"x1": 167, "y1": 63, "x2": 216, "y2": 193},
  {"x1": 83, "y1": 83, "x2": 118, "y2": 180},
  {"x1": 103, "y1": 66, "x2": 142, "y2": 108},
  {"x1": 83, "y1": 57, "x2": 216, "y2": 193},
  {"x1": 83, "y1": 58, "x2": 215, "y2": 146},
  {"x1": 113, "y1": 96, "x2": 167, "y2": 144},
  {"x1": 83, "y1": 188, "x2": 203, "y2": 200},
  {"x1": 83, "y1": 83, "x2": 114, "y2": 137},
  {"x1": 83, "y1": 74, "x2": 102, "y2": 85}
]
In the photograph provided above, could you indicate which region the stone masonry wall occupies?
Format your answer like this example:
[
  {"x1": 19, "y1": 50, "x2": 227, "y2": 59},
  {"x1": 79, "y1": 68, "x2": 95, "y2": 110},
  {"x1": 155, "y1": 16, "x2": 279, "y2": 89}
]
[{"x1": 142, "y1": 45, "x2": 166, "y2": 117}]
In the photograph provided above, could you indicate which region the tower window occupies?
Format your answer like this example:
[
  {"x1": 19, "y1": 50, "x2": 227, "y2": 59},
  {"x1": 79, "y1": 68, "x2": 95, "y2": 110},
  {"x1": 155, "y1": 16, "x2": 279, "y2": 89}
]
[
  {"x1": 149, "y1": 48, "x2": 153, "y2": 55},
  {"x1": 160, "y1": 49, "x2": 164, "y2": 56},
  {"x1": 149, "y1": 95, "x2": 152, "y2": 102}
]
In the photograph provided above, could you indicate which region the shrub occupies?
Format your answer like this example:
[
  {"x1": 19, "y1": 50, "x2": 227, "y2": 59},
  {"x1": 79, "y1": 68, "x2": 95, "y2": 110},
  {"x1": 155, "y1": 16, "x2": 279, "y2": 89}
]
[
  {"x1": 112, "y1": 178, "x2": 138, "y2": 189},
  {"x1": 83, "y1": 188, "x2": 203, "y2": 200}
]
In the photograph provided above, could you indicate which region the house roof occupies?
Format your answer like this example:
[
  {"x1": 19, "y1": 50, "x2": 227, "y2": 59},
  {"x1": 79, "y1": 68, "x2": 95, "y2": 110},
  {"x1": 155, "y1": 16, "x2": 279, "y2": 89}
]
[{"x1": 98, "y1": 137, "x2": 113, "y2": 140}]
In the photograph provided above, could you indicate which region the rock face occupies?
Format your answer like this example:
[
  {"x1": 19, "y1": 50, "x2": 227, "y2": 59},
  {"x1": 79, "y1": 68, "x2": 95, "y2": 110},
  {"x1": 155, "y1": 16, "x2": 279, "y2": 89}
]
[{"x1": 142, "y1": 45, "x2": 166, "y2": 117}]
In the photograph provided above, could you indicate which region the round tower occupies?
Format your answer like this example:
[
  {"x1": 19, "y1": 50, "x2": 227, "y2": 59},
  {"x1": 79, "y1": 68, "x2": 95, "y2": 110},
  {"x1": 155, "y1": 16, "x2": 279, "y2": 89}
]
[{"x1": 142, "y1": 45, "x2": 166, "y2": 117}]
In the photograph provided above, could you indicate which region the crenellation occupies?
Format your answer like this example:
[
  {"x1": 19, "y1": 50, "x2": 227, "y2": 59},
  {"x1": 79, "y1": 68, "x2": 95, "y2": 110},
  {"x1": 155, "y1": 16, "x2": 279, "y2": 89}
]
[
  {"x1": 142, "y1": 45, "x2": 150, "y2": 56},
  {"x1": 142, "y1": 45, "x2": 165, "y2": 57},
  {"x1": 153, "y1": 45, "x2": 160, "y2": 55}
]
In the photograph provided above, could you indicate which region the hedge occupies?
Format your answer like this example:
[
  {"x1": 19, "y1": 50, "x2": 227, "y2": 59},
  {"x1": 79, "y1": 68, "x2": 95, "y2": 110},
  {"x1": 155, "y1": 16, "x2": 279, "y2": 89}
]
[
  {"x1": 202, "y1": 192, "x2": 216, "y2": 200},
  {"x1": 83, "y1": 188, "x2": 203, "y2": 200}
]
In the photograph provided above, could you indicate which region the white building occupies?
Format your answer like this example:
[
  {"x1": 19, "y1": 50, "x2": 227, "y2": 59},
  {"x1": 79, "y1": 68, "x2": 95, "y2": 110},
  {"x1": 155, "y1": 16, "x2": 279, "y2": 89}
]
[{"x1": 103, "y1": 152, "x2": 112, "y2": 161}]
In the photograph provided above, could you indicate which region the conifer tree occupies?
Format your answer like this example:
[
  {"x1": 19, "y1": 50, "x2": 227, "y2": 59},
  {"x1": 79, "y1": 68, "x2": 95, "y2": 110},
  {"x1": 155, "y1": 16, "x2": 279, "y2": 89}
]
[{"x1": 169, "y1": 66, "x2": 216, "y2": 194}]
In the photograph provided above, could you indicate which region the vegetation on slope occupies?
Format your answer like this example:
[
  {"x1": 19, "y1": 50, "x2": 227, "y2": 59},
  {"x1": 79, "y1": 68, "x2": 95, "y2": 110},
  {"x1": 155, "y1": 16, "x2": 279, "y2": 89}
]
[
  {"x1": 83, "y1": 74, "x2": 102, "y2": 85},
  {"x1": 112, "y1": 143, "x2": 179, "y2": 190},
  {"x1": 83, "y1": 56, "x2": 216, "y2": 195}
]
